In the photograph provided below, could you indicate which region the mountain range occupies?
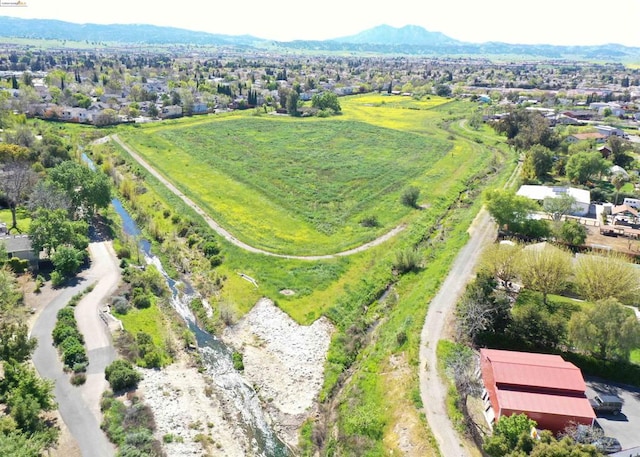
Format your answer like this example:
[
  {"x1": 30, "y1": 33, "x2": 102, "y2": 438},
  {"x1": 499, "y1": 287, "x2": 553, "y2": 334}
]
[{"x1": 0, "y1": 16, "x2": 639, "y2": 62}]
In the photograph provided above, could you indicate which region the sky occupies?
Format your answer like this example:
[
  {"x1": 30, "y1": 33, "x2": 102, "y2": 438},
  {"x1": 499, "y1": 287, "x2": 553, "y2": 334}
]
[{"x1": 1, "y1": 0, "x2": 640, "y2": 47}]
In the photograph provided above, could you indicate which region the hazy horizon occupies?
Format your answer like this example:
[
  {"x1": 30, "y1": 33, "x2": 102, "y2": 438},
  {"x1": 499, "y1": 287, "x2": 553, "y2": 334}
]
[{"x1": 1, "y1": 0, "x2": 639, "y2": 47}]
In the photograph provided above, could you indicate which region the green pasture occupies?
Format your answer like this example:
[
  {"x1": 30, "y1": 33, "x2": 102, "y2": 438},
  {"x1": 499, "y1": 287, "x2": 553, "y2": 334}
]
[{"x1": 117, "y1": 95, "x2": 492, "y2": 255}]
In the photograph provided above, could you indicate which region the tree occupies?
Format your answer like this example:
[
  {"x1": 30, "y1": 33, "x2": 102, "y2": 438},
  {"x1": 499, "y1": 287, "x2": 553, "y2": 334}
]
[
  {"x1": 27, "y1": 180, "x2": 71, "y2": 214},
  {"x1": 574, "y1": 251, "x2": 640, "y2": 304},
  {"x1": 29, "y1": 208, "x2": 89, "y2": 257},
  {"x1": 517, "y1": 244, "x2": 572, "y2": 305},
  {"x1": 286, "y1": 90, "x2": 299, "y2": 116},
  {"x1": 484, "y1": 189, "x2": 549, "y2": 238},
  {"x1": 566, "y1": 151, "x2": 610, "y2": 185},
  {"x1": 443, "y1": 343, "x2": 482, "y2": 418},
  {"x1": 47, "y1": 161, "x2": 111, "y2": 217},
  {"x1": 521, "y1": 145, "x2": 553, "y2": 183},
  {"x1": 0, "y1": 267, "x2": 22, "y2": 312},
  {"x1": 611, "y1": 173, "x2": 627, "y2": 205},
  {"x1": 455, "y1": 273, "x2": 511, "y2": 343},
  {"x1": 0, "y1": 145, "x2": 38, "y2": 233},
  {"x1": 51, "y1": 245, "x2": 86, "y2": 278},
  {"x1": 311, "y1": 92, "x2": 341, "y2": 113},
  {"x1": 400, "y1": 186, "x2": 421, "y2": 208},
  {"x1": 480, "y1": 243, "x2": 521, "y2": 291},
  {"x1": 605, "y1": 135, "x2": 634, "y2": 168},
  {"x1": 0, "y1": 322, "x2": 37, "y2": 363},
  {"x1": 556, "y1": 219, "x2": 587, "y2": 246},
  {"x1": 543, "y1": 193, "x2": 576, "y2": 222},
  {"x1": 568, "y1": 298, "x2": 640, "y2": 360},
  {"x1": 484, "y1": 413, "x2": 536, "y2": 457}
]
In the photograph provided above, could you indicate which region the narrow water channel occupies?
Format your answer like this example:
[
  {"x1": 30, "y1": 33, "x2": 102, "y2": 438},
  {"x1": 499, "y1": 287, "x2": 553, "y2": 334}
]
[{"x1": 83, "y1": 153, "x2": 290, "y2": 456}]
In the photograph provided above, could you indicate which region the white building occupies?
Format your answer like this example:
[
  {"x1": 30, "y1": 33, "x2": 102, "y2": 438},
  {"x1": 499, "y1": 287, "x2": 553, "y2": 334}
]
[{"x1": 516, "y1": 185, "x2": 591, "y2": 216}]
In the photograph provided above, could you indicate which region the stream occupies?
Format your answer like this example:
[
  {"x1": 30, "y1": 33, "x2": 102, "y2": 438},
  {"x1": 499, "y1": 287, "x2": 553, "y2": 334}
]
[{"x1": 84, "y1": 153, "x2": 290, "y2": 456}]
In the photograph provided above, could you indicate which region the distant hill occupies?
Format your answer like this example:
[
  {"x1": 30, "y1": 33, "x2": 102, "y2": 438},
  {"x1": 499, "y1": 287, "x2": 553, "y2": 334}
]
[
  {"x1": 0, "y1": 16, "x2": 263, "y2": 46},
  {"x1": 1, "y1": 16, "x2": 639, "y2": 62},
  {"x1": 332, "y1": 24, "x2": 461, "y2": 46}
]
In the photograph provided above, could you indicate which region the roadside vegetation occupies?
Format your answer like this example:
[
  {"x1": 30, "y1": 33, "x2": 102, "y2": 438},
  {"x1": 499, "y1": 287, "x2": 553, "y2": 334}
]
[{"x1": 0, "y1": 247, "x2": 59, "y2": 455}]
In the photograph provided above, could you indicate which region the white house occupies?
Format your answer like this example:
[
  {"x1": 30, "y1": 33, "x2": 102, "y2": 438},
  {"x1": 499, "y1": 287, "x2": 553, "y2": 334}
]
[
  {"x1": 623, "y1": 197, "x2": 640, "y2": 210},
  {"x1": 516, "y1": 185, "x2": 591, "y2": 216}
]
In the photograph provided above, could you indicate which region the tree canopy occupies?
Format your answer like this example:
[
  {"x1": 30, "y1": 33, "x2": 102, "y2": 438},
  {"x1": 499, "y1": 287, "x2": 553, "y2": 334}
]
[{"x1": 568, "y1": 298, "x2": 640, "y2": 360}]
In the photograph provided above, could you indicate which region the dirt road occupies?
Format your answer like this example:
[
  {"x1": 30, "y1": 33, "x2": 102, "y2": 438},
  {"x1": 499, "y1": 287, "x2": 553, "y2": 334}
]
[
  {"x1": 111, "y1": 134, "x2": 405, "y2": 260},
  {"x1": 418, "y1": 208, "x2": 496, "y2": 457}
]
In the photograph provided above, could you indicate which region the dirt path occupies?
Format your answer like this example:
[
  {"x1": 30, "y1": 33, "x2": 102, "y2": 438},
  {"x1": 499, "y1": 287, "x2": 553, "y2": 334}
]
[
  {"x1": 418, "y1": 208, "x2": 496, "y2": 457},
  {"x1": 111, "y1": 134, "x2": 405, "y2": 260}
]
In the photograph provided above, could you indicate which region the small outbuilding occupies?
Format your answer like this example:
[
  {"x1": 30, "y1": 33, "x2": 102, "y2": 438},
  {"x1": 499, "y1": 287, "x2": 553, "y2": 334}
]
[
  {"x1": 0, "y1": 235, "x2": 38, "y2": 269},
  {"x1": 480, "y1": 348, "x2": 596, "y2": 435}
]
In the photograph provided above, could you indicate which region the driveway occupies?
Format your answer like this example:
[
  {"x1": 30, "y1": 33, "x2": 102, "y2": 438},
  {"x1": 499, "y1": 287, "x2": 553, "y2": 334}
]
[
  {"x1": 585, "y1": 378, "x2": 640, "y2": 451},
  {"x1": 31, "y1": 239, "x2": 121, "y2": 457}
]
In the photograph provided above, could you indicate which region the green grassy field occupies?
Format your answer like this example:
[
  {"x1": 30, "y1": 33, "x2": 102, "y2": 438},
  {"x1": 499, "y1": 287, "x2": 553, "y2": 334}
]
[
  {"x1": 117, "y1": 95, "x2": 485, "y2": 255},
  {"x1": 99, "y1": 94, "x2": 514, "y2": 455}
]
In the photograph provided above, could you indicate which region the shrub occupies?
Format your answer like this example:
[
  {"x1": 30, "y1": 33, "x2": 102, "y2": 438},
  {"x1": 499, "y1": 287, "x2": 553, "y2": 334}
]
[
  {"x1": 105, "y1": 359, "x2": 142, "y2": 391},
  {"x1": 359, "y1": 215, "x2": 379, "y2": 228},
  {"x1": 401, "y1": 186, "x2": 421, "y2": 208},
  {"x1": 71, "y1": 373, "x2": 86, "y2": 386},
  {"x1": 51, "y1": 270, "x2": 65, "y2": 288},
  {"x1": 132, "y1": 291, "x2": 152, "y2": 309},
  {"x1": 393, "y1": 248, "x2": 422, "y2": 274},
  {"x1": 61, "y1": 337, "x2": 88, "y2": 367},
  {"x1": 232, "y1": 351, "x2": 244, "y2": 371},
  {"x1": 6, "y1": 257, "x2": 29, "y2": 274},
  {"x1": 116, "y1": 245, "x2": 131, "y2": 259},
  {"x1": 112, "y1": 296, "x2": 131, "y2": 315},
  {"x1": 52, "y1": 323, "x2": 81, "y2": 346}
]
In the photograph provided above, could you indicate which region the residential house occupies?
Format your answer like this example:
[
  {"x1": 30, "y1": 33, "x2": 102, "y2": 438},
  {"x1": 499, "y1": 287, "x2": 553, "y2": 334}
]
[
  {"x1": 566, "y1": 132, "x2": 606, "y2": 144},
  {"x1": 480, "y1": 348, "x2": 596, "y2": 435},
  {"x1": 161, "y1": 105, "x2": 182, "y2": 118}
]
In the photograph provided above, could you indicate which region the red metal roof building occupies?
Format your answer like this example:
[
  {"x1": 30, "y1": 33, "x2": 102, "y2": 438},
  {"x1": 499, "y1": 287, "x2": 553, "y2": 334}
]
[{"x1": 480, "y1": 348, "x2": 596, "y2": 434}]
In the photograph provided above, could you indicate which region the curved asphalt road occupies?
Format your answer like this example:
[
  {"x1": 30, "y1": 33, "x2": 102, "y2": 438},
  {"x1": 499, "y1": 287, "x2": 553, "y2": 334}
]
[
  {"x1": 111, "y1": 134, "x2": 406, "y2": 260},
  {"x1": 31, "y1": 241, "x2": 120, "y2": 457}
]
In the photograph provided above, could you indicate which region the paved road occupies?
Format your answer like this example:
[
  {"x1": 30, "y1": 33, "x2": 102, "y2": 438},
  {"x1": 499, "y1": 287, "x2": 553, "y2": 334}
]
[
  {"x1": 111, "y1": 134, "x2": 406, "y2": 260},
  {"x1": 418, "y1": 208, "x2": 497, "y2": 457},
  {"x1": 31, "y1": 241, "x2": 120, "y2": 457}
]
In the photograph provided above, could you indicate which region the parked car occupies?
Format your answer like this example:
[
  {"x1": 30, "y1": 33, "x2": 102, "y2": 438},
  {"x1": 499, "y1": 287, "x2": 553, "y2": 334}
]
[
  {"x1": 589, "y1": 394, "x2": 623, "y2": 415},
  {"x1": 593, "y1": 436, "x2": 623, "y2": 454}
]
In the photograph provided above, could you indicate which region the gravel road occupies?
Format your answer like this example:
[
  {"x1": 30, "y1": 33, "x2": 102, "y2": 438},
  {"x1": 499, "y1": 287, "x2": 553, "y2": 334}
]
[{"x1": 418, "y1": 208, "x2": 497, "y2": 457}]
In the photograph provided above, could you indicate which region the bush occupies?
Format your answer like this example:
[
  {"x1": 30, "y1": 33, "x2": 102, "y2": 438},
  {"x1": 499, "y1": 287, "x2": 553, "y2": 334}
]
[
  {"x1": 232, "y1": 351, "x2": 244, "y2": 371},
  {"x1": 393, "y1": 248, "x2": 422, "y2": 274},
  {"x1": 61, "y1": 337, "x2": 88, "y2": 367},
  {"x1": 6, "y1": 257, "x2": 29, "y2": 274},
  {"x1": 359, "y1": 215, "x2": 379, "y2": 228},
  {"x1": 52, "y1": 323, "x2": 82, "y2": 346},
  {"x1": 51, "y1": 270, "x2": 65, "y2": 288},
  {"x1": 112, "y1": 296, "x2": 131, "y2": 315},
  {"x1": 401, "y1": 186, "x2": 421, "y2": 208},
  {"x1": 105, "y1": 359, "x2": 142, "y2": 391},
  {"x1": 71, "y1": 373, "x2": 86, "y2": 385}
]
